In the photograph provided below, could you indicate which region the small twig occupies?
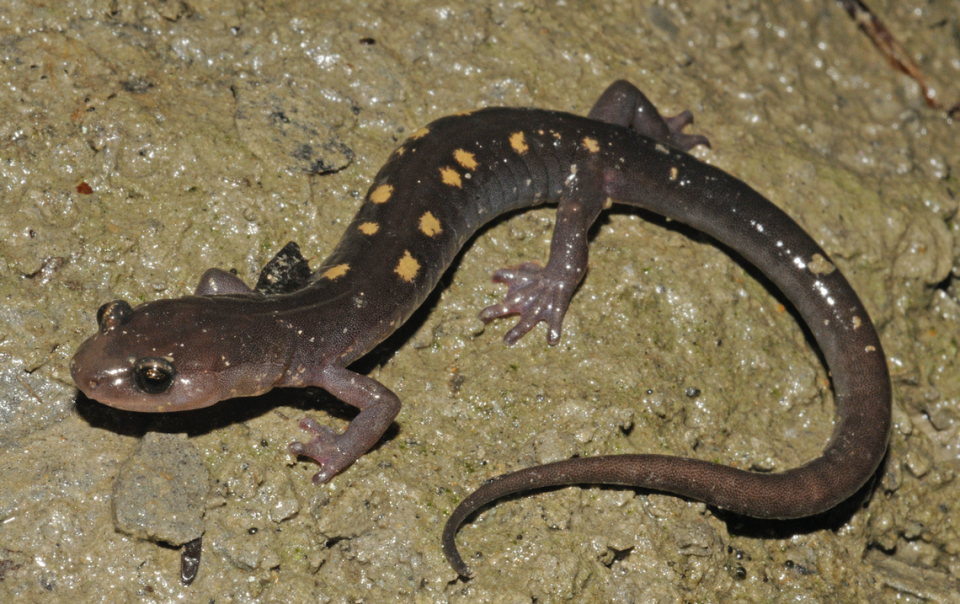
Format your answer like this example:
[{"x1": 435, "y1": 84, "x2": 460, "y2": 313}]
[
  {"x1": 16, "y1": 374, "x2": 44, "y2": 405},
  {"x1": 837, "y1": 0, "x2": 957, "y2": 113}
]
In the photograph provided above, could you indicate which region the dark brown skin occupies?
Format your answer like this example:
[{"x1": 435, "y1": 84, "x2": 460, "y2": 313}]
[{"x1": 70, "y1": 81, "x2": 891, "y2": 578}]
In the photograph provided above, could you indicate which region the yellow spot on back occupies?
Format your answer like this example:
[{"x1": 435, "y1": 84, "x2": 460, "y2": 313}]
[
  {"x1": 322, "y1": 264, "x2": 350, "y2": 280},
  {"x1": 582, "y1": 137, "x2": 600, "y2": 153},
  {"x1": 411, "y1": 127, "x2": 430, "y2": 140},
  {"x1": 510, "y1": 131, "x2": 529, "y2": 154},
  {"x1": 454, "y1": 149, "x2": 478, "y2": 171},
  {"x1": 358, "y1": 222, "x2": 380, "y2": 235},
  {"x1": 440, "y1": 166, "x2": 462, "y2": 188},
  {"x1": 393, "y1": 146, "x2": 406, "y2": 157},
  {"x1": 370, "y1": 184, "x2": 393, "y2": 204},
  {"x1": 669, "y1": 167, "x2": 679, "y2": 181},
  {"x1": 395, "y1": 250, "x2": 420, "y2": 282},
  {"x1": 419, "y1": 212, "x2": 442, "y2": 237},
  {"x1": 455, "y1": 110, "x2": 475, "y2": 116}
]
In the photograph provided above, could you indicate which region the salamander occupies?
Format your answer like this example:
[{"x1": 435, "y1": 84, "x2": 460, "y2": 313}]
[{"x1": 70, "y1": 81, "x2": 892, "y2": 577}]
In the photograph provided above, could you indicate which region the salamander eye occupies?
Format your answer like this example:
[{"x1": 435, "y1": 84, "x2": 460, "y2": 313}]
[
  {"x1": 97, "y1": 300, "x2": 133, "y2": 334},
  {"x1": 133, "y1": 357, "x2": 175, "y2": 394}
]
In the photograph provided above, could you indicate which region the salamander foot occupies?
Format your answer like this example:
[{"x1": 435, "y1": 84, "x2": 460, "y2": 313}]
[
  {"x1": 289, "y1": 417, "x2": 351, "y2": 484},
  {"x1": 479, "y1": 261, "x2": 575, "y2": 346}
]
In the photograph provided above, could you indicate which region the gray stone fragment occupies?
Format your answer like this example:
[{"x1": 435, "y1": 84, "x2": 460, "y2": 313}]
[{"x1": 112, "y1": 432, "x2": 209, "y2": 546}]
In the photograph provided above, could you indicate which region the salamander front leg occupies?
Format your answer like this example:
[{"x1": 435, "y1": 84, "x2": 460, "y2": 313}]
[
  {"x1": 289, "y1": 365, "x2": 401, "y2": 484},
  {"x1": 194, "y1": 268, "x2": 253, "y2": 295},
  {"x1": 481, "y1": 174, "x2": 606, "y2": 345}
]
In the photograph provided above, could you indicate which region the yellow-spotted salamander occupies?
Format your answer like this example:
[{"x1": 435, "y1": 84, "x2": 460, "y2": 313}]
[{"x1": 71, "y1": 81, "x2": 891, "y2": 577}]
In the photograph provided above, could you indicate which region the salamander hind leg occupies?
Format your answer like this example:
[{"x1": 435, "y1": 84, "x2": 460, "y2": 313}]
[
  {"x1": 588, "y1": 80, "x2": 710, "y2": 151},
  {"x1": 479, "y1": 261, "x2": 576, "y2": 345},
  {"x1": 482, "y1": 175, "x2": 607, "y2": 346}
]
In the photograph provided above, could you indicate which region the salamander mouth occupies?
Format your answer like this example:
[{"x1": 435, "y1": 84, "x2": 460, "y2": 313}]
[
  {"x1": 69, "y1": 339, "x2": 98, "y2": 395},
  {"x1": 69, "y1": 360, "x2": 124, "y2": 402},
  {"x1": 72, "y1": 371, "x2": 99, "y2": 393},
  {"x1": 69, "y1": 335, "x2": 130, "y2": 404}
]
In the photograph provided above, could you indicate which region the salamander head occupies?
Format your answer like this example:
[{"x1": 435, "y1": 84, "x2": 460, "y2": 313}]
[{"x1": 70, "y1": 297, "x2": 287, "y2": 412}]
